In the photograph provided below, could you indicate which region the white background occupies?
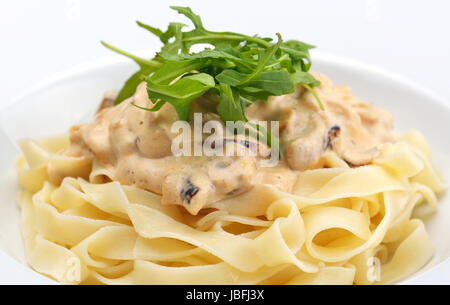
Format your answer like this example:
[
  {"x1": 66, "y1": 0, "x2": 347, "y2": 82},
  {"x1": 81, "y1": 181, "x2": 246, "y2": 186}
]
[
  {"x1": 1, "y1": 0, "x2": 449, "y2": 105},
  {"x1": 0, "y1": 0, "x2": 449, "y2": 284}
]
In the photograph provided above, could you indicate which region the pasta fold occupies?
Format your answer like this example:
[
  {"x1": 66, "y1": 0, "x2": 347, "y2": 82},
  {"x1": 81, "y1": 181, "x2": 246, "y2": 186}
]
[{"x1": 15, "y1": 130, "x2": 446, "y2": 284}]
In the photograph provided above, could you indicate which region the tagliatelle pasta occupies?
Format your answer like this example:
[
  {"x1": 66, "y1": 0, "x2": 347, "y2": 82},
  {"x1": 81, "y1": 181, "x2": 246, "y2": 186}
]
[{"x1": 14, "y1": 129, "x2": 446, "y2": 285}]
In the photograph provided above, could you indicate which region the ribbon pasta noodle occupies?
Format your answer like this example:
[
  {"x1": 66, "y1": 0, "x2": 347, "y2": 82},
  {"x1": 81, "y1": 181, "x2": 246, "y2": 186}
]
[{"x1": 14, "y1": 129, "x2": 446, "y2": 285}]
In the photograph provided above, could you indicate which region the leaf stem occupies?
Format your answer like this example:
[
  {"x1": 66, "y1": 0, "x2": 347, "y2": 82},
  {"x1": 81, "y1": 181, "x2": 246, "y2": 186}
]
[
  {"x1": 101, "y1": 41, "x2": 162, "y2": 69},
  {"x1": 182, "y1": 33, "x2": 272, "y2": 48},
  {"x1": 302, "y1": 84, "x2": 325, "y2": 110}
]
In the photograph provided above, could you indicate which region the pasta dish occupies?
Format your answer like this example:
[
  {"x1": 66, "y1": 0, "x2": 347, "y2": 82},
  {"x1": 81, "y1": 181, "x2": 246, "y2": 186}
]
[{"x1": 14, "y1": 7, "x2": 446, "y2": 285}]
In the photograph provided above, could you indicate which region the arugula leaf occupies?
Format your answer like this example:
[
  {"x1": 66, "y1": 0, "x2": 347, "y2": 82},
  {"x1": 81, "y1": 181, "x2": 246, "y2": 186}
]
[
  {"x1": 216, "y1": 83, "x2": 246, "y2": 122},
  {"x1": 160, "y1": 23, "x2": 186, "y2": 55},
  {"x1": 290, "y1": 71, "x2": 323, "y2": 109},
  {"x1": 244, "y1": 71, "x2": 294, "y2": 96},
  {"x1": 291, "y1": 71, "x2": 320, "y2": 86},
  {"x1": 303, "y1": 84, "x2": 324, "y2": 110},
  {"x1": 101, "y1": 41, "x2": 162, "y2": 104},
  {"x1": 281, "y1": 40, "x2": 315, "y2": 71},
  {"x1": 160, "y1": 48, "x2": 255, "y2": 73},
  {"x1": 132, "y1": 99, "x2": 166, "y2": 112},
  {"x1": 184, "y1": 73, "x2": 216, "y2": 87},
  {"x1": 237, "y1": 33, "x2": 283, "y2": 86},
  {"x1": 215, "y1": 69, "x2": 244, "y2": 86},
  {"x1": 102, "y1": 6, "x2": 324, "y2": 147},
  {"x1": 115, "y1": 66, "x2": 155, "y2": 104},
  {"x1": 240, "y1": 88, "x2": 271, "y2": 103},
  {"x1": 149, "y1": 59, "x2": 206, "y2": 85},
  {"x1": 136, "y1": 21, "x2": 164, "y2": 38},
  {"x1": 170, "y1": 6, "x2": 205, "y2": 30},
  {"x1": 216, "y1": 70, "x2": 293, "y2": 96},
  {"x1": 100, "y1": 41, "x2": 161, "y2": 69},
  {"x1": 145, "y1": 75, "x2": 214, "y2": 121}
]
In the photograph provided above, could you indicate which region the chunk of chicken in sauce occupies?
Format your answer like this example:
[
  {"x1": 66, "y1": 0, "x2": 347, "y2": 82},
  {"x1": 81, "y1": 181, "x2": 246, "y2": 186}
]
[{"x1": 59, "y1": 74, "x2": 394, "y2": 215}]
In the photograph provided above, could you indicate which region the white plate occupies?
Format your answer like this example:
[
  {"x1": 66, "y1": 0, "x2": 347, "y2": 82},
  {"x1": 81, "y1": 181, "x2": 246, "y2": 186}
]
[{"x1": 0, "y1": 52, "x2": 449, "y2": 284}]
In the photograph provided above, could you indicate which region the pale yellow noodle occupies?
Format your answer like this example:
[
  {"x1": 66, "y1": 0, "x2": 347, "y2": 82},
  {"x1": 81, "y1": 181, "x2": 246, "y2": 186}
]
[{"x1": 15, "y1": 129, "x2": 446, "y2": 284}]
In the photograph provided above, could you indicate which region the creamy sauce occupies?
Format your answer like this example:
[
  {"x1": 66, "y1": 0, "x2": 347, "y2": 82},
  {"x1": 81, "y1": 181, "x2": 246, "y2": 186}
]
[{"x1": 60, "y1": 73, "x2": 394, "y2": 215}]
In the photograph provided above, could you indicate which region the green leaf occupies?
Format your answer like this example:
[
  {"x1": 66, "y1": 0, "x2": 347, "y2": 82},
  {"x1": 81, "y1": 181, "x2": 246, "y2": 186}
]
[
  {"x1": 239, "y1": 90, "x2": 267, "y2": 103},
  {"x1": 282, "y1": 40, "x2": 315, "y2": 53},
  {"x1": 216, "y1": 83, "x2": 247, "y2": 122},
  {"x1": 183, "y1": 73, "x2": 216, "y2": 87},
  {"x1": 136, "y1": 21, "x2": 164, "y2": 38},
  {"x1": 100, "y1": 41, "x2": 161, "y2": 69},
  {"x1": 102, "y1": 5, "x2": 325, "y2": 146},
  {"x1": 237, "y1": 33, "x2": 283, "y2": 86},
  {"x1": 114, "y1": 66, "x2": 157, "y2": 105},
  {"x1": 160, "y1": 22, "x2": 186, "y2": 55},
  {"x1": 290, "y1": 71, "x2": 323, "y2": 109},
  {"x1": 265, "y1": 53, "x2": 293, "y2": 72},
  {"x1": 216, "y1": 69, "x2": 293, "y2": 98},
  {"x1": 280, "y1": 40, "x2": 314, "y2": 71},
  {"x1": 131, "y1": 99, "x2": 166, "y2": 112},
  {"x1": 149, "y1": 59, "x2": 206, "y2": 85},
  {"x1": 244, "y1": 70, "x2": 294, "y2": 96},
  {"x1": 101, "y1": 41, "x2": 161, "y2": 104},
  {"x1": 303, "y1": 83, "x2": 325, "y2": 110},
  {"x1": 170, "y1": 6, "x2": 205, "y2": 30},
  {"x1": 291, "y1": 71, "x2": 320, "y2": 87},
  {"x1": 146, "y1": 76, "x2": 214, "y2": 121},
  {"x1": 161, "y1": 48, "x2": 256, "y2": 73},
  {"x1": 215, "y1": 69, "x2": 245, "y2": 86}
]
